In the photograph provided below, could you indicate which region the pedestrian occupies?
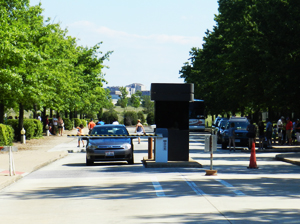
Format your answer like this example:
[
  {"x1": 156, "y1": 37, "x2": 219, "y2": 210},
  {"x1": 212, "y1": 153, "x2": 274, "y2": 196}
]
[
  {"x1": 135, "y1": 119, "x2": 145, "y2": 144},
  {"x1": 272, "y1": 125, "x2": 277, "y2": 144},
  {"x1": 228, "y1": 122, "x2": 236, "y2": 152},
  {"x1": 281, "y1": 117, "x2": 287, "y2": 145},
  {"x1": 266, "y1": 118, "x2": 272, "y2": 147},
  {"x1": 88, "y1": 118, "x2": 96, "y2": 134},
  {"x1": 76, "y1": 124, "x2": 85, "y2": 147},
  {"x1": 112, "y1": 120, "x2": 119, "y2": 125},
  {"x1": 258, "y1": 121, "x2": 264, "y2": 150},
  {"x1": 295, "y1": 119, "x2": 300, "y2": 145},
  {"x1": 247, "y1": 120, "x2": 256, "y2": 149},
  {"x1": 277, "y1": 116, "x2": 284, "y2": 145},
  {"x1": 96, "y1": 119, "x2": 105, "y2": 125},
  {"x1": 57, "y1": 116, "x2": 64, "y2": 136},
  {"x1": 37, "y1": 113, "x2": 42, "y2": 122},
  {"x1": 52, "y1": 115, "x2": 58, "y2": 135},
  {"x1": 286, "y1": 117, "x2": 293, "y2": 145}
]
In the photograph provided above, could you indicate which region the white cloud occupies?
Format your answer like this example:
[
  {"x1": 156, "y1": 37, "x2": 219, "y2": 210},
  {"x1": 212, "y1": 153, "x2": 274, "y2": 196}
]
[{"x1": 69, "y1": 21, "x2": 203, "y2": 45}]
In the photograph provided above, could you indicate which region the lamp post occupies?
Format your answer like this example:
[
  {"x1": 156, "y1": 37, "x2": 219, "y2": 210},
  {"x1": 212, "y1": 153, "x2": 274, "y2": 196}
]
[{"x1": 21, "y1": 127, "x2": 26, "y2": 144}]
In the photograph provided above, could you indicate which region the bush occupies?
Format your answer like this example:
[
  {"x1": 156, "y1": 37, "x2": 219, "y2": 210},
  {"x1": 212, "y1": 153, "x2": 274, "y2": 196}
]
[
  {"x1": 23, "y1": 119, "x2": 37, "y2": 140},
  {"x1": 6, "y1": 119, "x2": 43, "y2": 140},
  {"x1": 73, "y1": 118, "x2": 81, "y2": 128},
  {"x1": 6, "y1": 119, "x2": 18, "y2": 140},
  {"x1": 81, "y1": 119, "x2": 87, "y2": 127},
  {"x1": 32, "y1": 119, "x2": 43, "y2": 138},
  {"x1": 147, "y1": 112, "x2": 155, "y2": 125},
  {"x1": 0, "y1": 124, "x2": 14, "y2": 146},
  {"x1": 63, "y1": 118, "x2": 73, "y2": 130},
  {"x1": 124, "y1": 111, "x2": 138, "y2": 126},
  {"x1": 137, "y1": 111, "x2": 145, "y2": 124},
  {"x1": 102, "y1": 110, "x2": 118, "y2": 124}
]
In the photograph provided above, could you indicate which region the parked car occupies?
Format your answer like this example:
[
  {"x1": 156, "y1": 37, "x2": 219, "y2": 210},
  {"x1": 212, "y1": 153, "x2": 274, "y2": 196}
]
[
  {"x1": 216, "y1": 118, "x2": 229, "y2": 143},
  {"x1": 221, "y1": 117, "x2": 249, "y2": 149},
  {"x1": 86, "y1": 124, "x2": 134, "y2": 165}
]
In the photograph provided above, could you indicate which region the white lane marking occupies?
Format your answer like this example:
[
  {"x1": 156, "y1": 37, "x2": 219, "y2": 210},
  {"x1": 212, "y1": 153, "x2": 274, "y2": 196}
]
[
  {"x1": 215, "y1": 179, "x2": 246, "y2": 196},
  {"x1": 181, "y1": 175, "x2": 207, "y2": 196},
  {"x1": 151, "y1": 176, "x2": 165, "y2": 197}
]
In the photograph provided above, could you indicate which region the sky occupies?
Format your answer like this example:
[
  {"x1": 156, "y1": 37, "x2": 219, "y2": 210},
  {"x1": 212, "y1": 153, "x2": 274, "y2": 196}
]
[{"x1": 30, "y1": 0, "x2": 219, "y2": 90}]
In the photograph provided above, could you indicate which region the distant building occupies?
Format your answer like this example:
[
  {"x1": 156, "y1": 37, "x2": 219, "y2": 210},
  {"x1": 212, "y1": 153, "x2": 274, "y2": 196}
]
[{"x1": 106, "y1": 83, "x2": 150, "y2": 105}]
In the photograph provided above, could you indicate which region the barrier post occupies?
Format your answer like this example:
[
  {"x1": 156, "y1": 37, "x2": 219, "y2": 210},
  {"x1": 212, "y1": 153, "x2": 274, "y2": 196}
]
[
  {"x1": 148, "y1": 137, "x2": 153, "y2": 159},
  {"x1": 205, "y1": 135, "x2": 218, "y2": 176},
  {"x1": 9, "y1": 146, "x2": 16, "y2": 176}
]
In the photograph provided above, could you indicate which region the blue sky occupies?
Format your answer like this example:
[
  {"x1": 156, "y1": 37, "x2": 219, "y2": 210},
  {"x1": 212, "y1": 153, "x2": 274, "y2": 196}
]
[{"x1": 30, "y1": 0, "x2": 219, "y2": 90}]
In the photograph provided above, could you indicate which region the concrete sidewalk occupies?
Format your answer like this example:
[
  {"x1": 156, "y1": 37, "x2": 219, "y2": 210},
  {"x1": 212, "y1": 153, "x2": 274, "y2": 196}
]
[{"x1": 0, "y1": 129, "x2": 78, "y2": 190}]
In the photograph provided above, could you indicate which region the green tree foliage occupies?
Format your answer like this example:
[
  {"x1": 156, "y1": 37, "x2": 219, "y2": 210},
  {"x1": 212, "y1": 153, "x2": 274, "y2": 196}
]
[
  {"x1": 117, "y1": 87, "x2": 128, "y2": 108},
  {"x1": 130, "y1": 92, "x2": 142, "y2": 109},
  {"x1": 180, "y1": 0, "x2": 300, "y2": 117},
  {"x1": 0, "y1": 0, "x2": 112, "y2": 136},
  {"x1": 124, "y1": 111, "x2": 138, "y2": 126},
  {"x1": 141, "y1": 95, "x2": 154, "y2": 114}
]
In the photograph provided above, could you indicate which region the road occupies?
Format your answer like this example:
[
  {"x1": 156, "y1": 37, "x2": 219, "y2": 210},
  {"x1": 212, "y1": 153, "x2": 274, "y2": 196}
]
[{"x1": 0, "y1": 131, "x2": 300, "y2": 223}]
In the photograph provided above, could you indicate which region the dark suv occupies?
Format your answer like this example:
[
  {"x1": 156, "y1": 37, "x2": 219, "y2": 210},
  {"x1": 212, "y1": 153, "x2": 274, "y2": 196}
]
[{"x1": 221, "y1": 117, "x2": 249, "y2": 149}]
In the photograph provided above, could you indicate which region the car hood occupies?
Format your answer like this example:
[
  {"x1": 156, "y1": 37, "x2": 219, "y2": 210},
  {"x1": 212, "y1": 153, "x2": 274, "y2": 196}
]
[{"x1": 88, "y1": 138, "x2": 131, "y2": 146}]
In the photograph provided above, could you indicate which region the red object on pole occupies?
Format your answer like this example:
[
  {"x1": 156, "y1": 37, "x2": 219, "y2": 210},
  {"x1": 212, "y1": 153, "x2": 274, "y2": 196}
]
[
  {"x1": 148, "y1": 137, "x2": 153, "y2": 159},
  {"x1": 248, "y1": 142, "x2": 258, "y2": 169}
]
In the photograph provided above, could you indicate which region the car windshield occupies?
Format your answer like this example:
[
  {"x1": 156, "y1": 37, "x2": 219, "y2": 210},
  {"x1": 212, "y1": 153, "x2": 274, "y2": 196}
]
[
  {"x1": 226, "y1": 121, "x2": 249, "y2": 130},
  {"x1": 91, "y1": 126, "x2": 128, "y2": 135},
  {"x1": 219, "y1": 120, "x2": 228, "y2": 128}
]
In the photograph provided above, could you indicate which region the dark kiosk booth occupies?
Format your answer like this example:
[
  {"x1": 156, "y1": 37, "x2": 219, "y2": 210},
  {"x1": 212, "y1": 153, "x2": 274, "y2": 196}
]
[{"x1": 151, "y1": 83, "x2": 194, "y2": 161}]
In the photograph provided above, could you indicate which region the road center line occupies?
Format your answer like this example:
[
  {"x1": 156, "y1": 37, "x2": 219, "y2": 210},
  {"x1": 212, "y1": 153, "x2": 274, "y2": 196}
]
[
  {"x1": 151, "y1": 176, "x2": 165, "y2": 197},
  {"x1": 215, "y1": 179, "x2": 245, "y2": 196}
]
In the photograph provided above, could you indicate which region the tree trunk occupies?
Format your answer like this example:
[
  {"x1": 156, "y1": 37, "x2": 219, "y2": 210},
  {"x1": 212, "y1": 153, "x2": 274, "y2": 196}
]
[
  {"x1": 18, "y1": 103, "x2": 24, "y2": 141},
  {"x1": 50, "y1": 109, "x2": 53, "y2": 118},
  {"x1": 33, "y1": 104, "x2": 37, "y2": 119},
  {"x1": 0, "y1": 102, "x2": 4, "y2": 124}
]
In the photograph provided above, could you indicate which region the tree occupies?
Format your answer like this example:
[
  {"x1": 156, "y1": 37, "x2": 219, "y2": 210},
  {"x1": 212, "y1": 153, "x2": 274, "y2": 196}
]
[
  {"x1": 180, "y1": 0, "x2": 300, "y2": 118},
  {"x1": 117, "y1": 87, "x2": 128, "y2": 109}
]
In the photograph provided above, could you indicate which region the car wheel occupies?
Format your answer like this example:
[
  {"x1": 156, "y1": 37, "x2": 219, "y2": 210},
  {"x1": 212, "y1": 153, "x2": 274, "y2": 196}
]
[
  {"x1": 127, "y1": 151, "x2": 134, "y2": 165},
  {"x1": 86, "y1": 157, "x2": 94, "y2": 166},
  {"x1": 221, "y1": 142, "x2": 227, "y2": 149}
]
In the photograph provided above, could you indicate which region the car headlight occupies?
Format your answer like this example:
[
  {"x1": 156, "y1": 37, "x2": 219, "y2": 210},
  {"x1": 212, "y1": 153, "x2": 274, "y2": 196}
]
[
  {"x1": 87, "y1": 144, "x2": 97, "y2": 150},
  {"x1": 123, "y1": 143, "x2": 132, "y2": 150}
]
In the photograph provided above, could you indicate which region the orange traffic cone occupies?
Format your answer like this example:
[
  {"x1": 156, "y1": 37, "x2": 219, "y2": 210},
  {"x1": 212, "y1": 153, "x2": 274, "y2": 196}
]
[{"x1": 248, "y1": 142, "x2": 258, "y2": 169}]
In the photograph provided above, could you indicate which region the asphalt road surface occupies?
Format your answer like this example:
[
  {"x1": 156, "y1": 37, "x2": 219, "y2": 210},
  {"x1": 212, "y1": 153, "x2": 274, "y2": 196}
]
[{"x1": 0, "y1": 132, "x2": 300, "y2": 224}]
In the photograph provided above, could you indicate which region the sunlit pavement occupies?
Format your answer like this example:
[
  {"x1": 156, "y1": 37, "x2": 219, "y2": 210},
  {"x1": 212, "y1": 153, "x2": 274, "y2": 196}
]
[{"x1": 0, "y1": 131, "x2": 300, "y2": 223}]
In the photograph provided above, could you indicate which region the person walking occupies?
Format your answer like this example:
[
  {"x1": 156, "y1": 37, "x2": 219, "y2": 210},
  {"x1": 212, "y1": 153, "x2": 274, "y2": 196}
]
[
  {"x1": 277, "y1": 116, "x2": 284, "y2": 145},
  {"x1": 286, "y1": 117, "x2": 293, "y2": 145},
  {"x1": 135, "y1": 119, "x2": 145, "y2": 144},
  {"x1": 266, "y1": 118, "x2": 272, "y2": 148},
  {"x1": 76, "y1": 124, "x2": 85, "y2": 147},
  {"x1": 295, "y1": 119, "x2": 300, "y2": 145},
  {"x1": 57, "y1": 116, "x2": 64, "y2": 136},
  {"x1": 88, "y1": 118, "x2": 96, "y2": 134},
  {"x1": 228, "y1": 122, "x2": 236, "y2": 152},
  {"x1": 258, "y1": 121, "x2": 265, "y2": 150},
  {"x1": 52, "y1": 115, "x2": 58, "y2": 135},
  {"x1": 247, "y1": 120, "x2": 256, "y2": 149}
]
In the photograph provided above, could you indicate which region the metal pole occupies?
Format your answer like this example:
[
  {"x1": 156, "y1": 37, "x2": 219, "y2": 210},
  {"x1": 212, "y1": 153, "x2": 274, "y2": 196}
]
[
  {"x1": 210, "y1": 135, "x2": 213, "y2": 170},
  {"x1": 9, "y1": 146, "x2": 15, "y2": 176},
  {"x1": 148, "y1": 137, "x2": 153, "y2": 159}
]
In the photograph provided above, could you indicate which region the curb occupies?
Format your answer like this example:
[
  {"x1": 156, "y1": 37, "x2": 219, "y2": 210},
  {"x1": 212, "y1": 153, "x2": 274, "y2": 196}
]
[
  {"x1": 0, "y1": 151, "x2": 69, "y2": 190},
  {"x1": 275, "y1": 154, "x2": 300, "y2": 166}
]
